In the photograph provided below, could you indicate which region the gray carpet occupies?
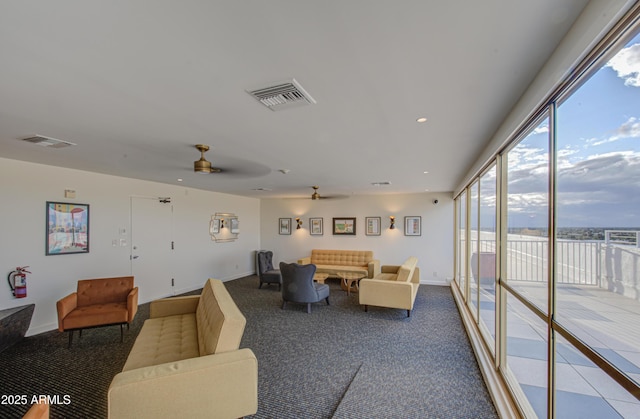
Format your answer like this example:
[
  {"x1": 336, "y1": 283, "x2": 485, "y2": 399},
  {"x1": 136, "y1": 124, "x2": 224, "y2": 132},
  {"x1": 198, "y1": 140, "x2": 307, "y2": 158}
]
[{"x1": 0, "y1": 276, "x2": 497, "y2": 418}]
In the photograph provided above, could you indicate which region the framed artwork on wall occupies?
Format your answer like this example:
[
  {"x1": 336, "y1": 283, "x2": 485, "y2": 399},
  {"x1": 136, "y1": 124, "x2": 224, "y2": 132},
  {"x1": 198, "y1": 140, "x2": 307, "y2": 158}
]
[
  {"x1": 365, "y1": 217, "x2": 381, "y2": 236},
  {"x1": 404, "y1": 216, "x2": 421, "y2": 236},
  {"x1": 279, "y1": 218, "x2": 291, "y2": 235},
  {"x1": 46, "y1": 201, "x2": 90, "y2": 255},
  {"x1": 230, "y1": 217, "x2": 239, "y2": 234},
  {"x1": 309, "y1": 218, "x2": 323, "y2": 235},
  {"x1": 333, "y1": 217, "x2": 356, "y2": 235},
  {"x1": 210, "y1": 218, "x2": 220, "y2": 235}
]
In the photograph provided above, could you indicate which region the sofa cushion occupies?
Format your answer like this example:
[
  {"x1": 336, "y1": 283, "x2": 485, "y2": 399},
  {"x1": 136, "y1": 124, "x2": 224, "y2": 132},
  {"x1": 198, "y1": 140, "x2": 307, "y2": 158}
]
[
  {"x1": 63, "y1": 302, "x2": 128, "y2": 330},
  {"x1": 76, "y1": 276, "x2": 134, "y2": 307},
  {"x1": 122, "y1": 313, "x2": 199, "y2": 372},
  {"x1": 310, "y1": 250, "x2": 373, "y2": 267},
  {"x1": 375, "y1": 273, "x2": 398, "y2": 281},
  {"x1": 196, "y1": 279, "x2": 246, "y2": 356}
]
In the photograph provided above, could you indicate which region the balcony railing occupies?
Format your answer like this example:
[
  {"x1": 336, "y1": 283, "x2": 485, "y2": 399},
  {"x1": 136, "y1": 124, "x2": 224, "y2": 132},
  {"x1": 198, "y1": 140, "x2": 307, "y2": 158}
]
[{"x1": 466, "y1": 233, "x2": 640, "y2": 293}]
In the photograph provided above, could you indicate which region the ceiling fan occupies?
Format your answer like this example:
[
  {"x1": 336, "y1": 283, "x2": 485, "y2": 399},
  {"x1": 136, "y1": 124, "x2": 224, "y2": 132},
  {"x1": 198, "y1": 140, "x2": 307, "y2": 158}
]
[
  {"x1": 310, "y1": 186, "x2": 347, "y2": 200},
  {"x1": 194, "y1": 144, "x2": 222, "y2": 174}
]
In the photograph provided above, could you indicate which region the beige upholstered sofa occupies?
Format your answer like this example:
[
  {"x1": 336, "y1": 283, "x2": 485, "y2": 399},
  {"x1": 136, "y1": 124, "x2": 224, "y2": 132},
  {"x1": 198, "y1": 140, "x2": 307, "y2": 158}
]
[
  {"x1": 108, "y1": 279, "x2": 258, "y2": 419},
  {"x1": 359, "y1": 256, "x2": 420, "y2": 317},
  {"x1": 297, "y1": 249, "x2": 380, "y2": 278}
]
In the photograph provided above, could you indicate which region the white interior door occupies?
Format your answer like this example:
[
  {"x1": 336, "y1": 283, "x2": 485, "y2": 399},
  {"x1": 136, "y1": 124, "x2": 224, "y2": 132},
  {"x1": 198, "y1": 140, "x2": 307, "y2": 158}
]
[{"x1": 130, "y1": 196, "x2": 173, "y2": 302}]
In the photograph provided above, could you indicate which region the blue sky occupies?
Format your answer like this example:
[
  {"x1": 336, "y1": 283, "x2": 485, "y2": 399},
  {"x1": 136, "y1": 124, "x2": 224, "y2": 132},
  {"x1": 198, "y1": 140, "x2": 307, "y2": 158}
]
[{"x1": 505, "y1": 32, "x2": 640, "y2": 228}]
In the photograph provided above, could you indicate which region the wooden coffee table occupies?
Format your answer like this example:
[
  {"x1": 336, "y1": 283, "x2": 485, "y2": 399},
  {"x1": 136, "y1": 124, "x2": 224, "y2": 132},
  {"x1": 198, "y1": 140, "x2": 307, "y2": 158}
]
[
  {"x1": 337, "y1": 272, "x2": 366, "y2": 296},
  {"x1": 313, "y1": 273, "x2": 329, "y2": 284}
]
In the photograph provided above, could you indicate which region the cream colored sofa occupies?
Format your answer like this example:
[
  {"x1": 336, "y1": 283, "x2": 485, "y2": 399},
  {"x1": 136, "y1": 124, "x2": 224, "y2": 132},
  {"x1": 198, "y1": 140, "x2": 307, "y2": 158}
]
[
  {"x1": 359, "y1": 256, "x2": 420, "y2": 317},
  {"x1": 297, "y1": 249, "x2": 380, "y2": 278},
  {"x1": 108, "y1": 279, "x2": 258, "y2": 419}
]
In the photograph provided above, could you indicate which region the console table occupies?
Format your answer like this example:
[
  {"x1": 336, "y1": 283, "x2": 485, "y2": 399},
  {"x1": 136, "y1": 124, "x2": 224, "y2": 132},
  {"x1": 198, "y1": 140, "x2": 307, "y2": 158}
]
[{"x1": 0, "y1": 304, "x2": 34, "y2": 353}]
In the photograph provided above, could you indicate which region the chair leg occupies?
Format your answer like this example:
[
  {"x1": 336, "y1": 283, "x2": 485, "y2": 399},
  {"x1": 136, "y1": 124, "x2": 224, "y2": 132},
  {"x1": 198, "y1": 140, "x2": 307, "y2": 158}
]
[
  {"x1": 79, "y1": 329, "x2": 83, "y2": 338},
  {"x1": 325, "y1": 297, "x2": 330, "y2": 305},
  {"x1": 281, "y1": 300, "x2": 287, "y2": 310},
  {"x1": 68, "y1": 330, "x2": 73, "y2": 348},
  {"x1": 259, "y1": 281, "x2": 263, "y2": 289},
  {"x1": 307, "y1": 303, "x2": 311, "y2": 314},
  {"x1": 407, "y1": 309, "x2": 411, "y2": 317},
  {"x1": 364, "y1": 305, "x2": 368, "y2": 312},
  {"x1": 120, "y1": 324, "x2": 124, "y2": 342}
]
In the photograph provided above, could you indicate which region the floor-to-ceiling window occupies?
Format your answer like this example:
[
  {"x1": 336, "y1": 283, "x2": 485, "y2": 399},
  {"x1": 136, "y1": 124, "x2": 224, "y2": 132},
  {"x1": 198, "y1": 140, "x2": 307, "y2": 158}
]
[{"x1": 453, "y1": 9, "x2": 640, "y2": 418}]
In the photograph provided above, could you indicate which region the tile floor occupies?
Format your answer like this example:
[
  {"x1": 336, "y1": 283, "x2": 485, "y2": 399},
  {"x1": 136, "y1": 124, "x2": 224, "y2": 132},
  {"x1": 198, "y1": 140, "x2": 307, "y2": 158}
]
[{"x1": 475, "y1": 282, "x2": 640, "y2": 418}]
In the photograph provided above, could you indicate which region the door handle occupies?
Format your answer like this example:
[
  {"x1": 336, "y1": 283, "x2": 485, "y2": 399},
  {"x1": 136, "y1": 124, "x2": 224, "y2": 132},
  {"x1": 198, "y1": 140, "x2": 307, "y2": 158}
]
[{"x1": 131, "y1": 255, "x2": 139, "y2": 260}]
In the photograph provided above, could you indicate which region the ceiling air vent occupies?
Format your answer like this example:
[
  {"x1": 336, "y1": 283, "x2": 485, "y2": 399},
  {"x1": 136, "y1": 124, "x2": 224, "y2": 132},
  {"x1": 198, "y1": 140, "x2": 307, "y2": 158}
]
[
  {"x1": 247, "y1": 78, "x2": 316, "y2": 111},
  {"x1": 22, "y1": 135, "x2": 76, "y2": 149}
]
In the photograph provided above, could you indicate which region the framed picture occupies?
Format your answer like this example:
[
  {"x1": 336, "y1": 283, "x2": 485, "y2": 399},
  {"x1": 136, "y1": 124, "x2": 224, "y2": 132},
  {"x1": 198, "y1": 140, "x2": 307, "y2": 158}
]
[
  {"x1": 210, "y1": 218, "x2": 220, "y2": 234},
  {"x1": 365, "y1": 217, "x2": 381, "y2": 236},
  {"x1": 309, "y1": 218, "x2": 323, "y2": 235},
  {"x1": 404, "y1": 216, "x2": 422, "y2": 236},
  {"x1": 230, "y1": 218, "x2": 239, "y2": 234},
  {"x1": 279, "y1": 218, "x2": 291, "y2": 235},
  {"x1": 46, "y1": 201, "x2": 90, "y2": 255},
  {"x1": 333, "y1": 217, "x2": 356, "y2": 235}
]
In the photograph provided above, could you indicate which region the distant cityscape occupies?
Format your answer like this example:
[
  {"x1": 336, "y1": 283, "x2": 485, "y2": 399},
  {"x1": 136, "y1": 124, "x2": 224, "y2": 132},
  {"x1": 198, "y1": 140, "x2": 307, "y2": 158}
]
[{"x1": 507, "y1": 227, "x2": 640, "y2": 242}]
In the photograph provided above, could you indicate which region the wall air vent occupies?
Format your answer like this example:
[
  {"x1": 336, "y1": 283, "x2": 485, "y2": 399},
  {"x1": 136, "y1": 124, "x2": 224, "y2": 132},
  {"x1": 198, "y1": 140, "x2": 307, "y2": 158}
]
[
  {"x1": 247, "y1": 78, "x2": 316, "y2": 111},
  {"x1": 22, "y1": 135, "x2": 76, "y2": 149},
  {"x1": 371, "y1": 182, "x2": 392, "y2": 186}
]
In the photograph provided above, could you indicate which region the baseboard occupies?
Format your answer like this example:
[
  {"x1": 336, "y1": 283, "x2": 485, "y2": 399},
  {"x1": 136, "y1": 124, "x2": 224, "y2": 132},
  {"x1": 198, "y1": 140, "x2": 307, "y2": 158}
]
[
  {"x1": 420, "y1": 279, "x2": 450, "y2": 286},
  {"x1": 450, "y1": 284, "x2": 521, "y2": 419},
  {"x1": 26, "y1": 322, "x2": 58, "y2": 337}
]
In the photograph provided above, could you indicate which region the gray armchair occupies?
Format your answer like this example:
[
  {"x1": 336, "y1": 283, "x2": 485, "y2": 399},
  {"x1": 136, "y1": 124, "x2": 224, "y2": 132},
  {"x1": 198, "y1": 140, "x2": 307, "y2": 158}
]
[
  {"x1": 280, "y1": 262, "x2": 330, "y2": 313},
  {"x1": 257, "y1": 251, "x2": 282, "y2": 290}
]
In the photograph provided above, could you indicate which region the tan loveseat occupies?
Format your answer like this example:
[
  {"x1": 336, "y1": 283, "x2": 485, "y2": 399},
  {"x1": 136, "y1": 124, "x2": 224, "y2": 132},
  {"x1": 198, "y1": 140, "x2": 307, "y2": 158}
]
[
  {"x1": 359, "y1": 256, "x2": 420, "y2": 317},
  {"x1": 108, "y1": 279, "x2": 258, "y2": 419},
  {"x1": 298, "y1": 249, "x2": 380, "y2": 278},
  {"x1": 56, "y1": 276, "x2": 138, "y2": 347}
]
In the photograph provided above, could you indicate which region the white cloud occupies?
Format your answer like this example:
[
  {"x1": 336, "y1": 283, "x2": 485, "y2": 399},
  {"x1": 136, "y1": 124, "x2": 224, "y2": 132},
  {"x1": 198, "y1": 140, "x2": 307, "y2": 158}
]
[
  {"x1": 532, "y1": 125, "x2": 549, "y2": 135},
  {"x1": 586, "y1": 116, "x2": 640, "y2": 146},
  {"x1": 606, "y1": 43, "x2": 640, "y2": 87}
]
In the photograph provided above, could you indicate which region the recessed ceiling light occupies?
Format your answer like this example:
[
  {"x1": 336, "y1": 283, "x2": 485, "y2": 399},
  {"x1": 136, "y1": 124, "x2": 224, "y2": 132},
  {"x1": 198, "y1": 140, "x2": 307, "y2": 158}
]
[
  {"x1": 177, "y1": 178, "x2": 183, "y2": 182},
  {"x1": 416, "y1": 117, "x2": 427, "y2": 123},
  {"x1": 423, "y1": 171, "x2": 429, "y2": 174}
]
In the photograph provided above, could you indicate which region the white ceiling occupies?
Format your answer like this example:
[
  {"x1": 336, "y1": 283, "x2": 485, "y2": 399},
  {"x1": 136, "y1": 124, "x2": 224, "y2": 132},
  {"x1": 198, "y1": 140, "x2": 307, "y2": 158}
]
[{"x1": 0, "y1": 1, "x2": 590, "y2": 199}]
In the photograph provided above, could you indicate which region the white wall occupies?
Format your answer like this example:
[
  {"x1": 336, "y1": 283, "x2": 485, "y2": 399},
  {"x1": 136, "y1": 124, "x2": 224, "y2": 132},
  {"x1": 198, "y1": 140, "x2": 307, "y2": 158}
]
[
  {"x1": 260, "y1": 193, "x2": 454, "y2": 285},
  {"x1": 0, "y1": 158, "x2": 260, "y2": 335}
]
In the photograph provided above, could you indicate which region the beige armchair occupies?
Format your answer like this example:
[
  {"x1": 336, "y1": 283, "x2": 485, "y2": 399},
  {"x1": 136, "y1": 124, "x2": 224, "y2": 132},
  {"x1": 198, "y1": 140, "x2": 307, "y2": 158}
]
[{"x1": 358, "y1": 257, "x2": 420, "y2": 317}]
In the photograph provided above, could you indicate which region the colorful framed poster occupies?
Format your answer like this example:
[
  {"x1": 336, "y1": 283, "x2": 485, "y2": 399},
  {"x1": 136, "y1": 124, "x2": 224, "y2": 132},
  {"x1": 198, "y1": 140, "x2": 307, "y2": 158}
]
[{"x1": 46, "y1": 201, "x2": 90, "y2": 255}]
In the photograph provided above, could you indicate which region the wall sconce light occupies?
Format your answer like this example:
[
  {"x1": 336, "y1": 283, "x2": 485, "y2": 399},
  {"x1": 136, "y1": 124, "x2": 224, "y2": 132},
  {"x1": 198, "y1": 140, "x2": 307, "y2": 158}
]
[
  {"x1": 220, "y1": 218, "x2": 225, "y2": 229},
  {"x1": 389, "y1": 216, "x2": 395, "y2": 229},
  {"x1": 296, "y1": 218, "x2": 303, "y2": 229}
]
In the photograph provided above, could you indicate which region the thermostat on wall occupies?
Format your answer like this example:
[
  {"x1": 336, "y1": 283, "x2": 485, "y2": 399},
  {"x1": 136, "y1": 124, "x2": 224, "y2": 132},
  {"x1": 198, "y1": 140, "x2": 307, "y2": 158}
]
[{"x1": 64, "y1": 189, "x2": 76, "y2": 198}]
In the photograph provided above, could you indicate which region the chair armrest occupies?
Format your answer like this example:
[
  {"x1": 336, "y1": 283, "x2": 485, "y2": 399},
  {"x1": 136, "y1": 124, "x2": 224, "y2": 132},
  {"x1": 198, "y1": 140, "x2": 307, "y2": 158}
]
[
  {"x1": 127, "y1": 287, "x2": 139, "y2": 323},
  {"x1": 381, "y1": 265, "x2": 401, "y2": 274},
  {"x1": 108, "y1": 348, "x2": 258, "y2": 419},
  {"x1": 149, "y1": 295, "x2": 200, "y2": 318},
  {"x1": 297, "y1": 256, "x2": 311, "y2": 264},
  {"x1": 56, "y1": 292, "x2": 78, "y2": 332},
  {"x1": 359, "y1": 278, "x2": 417, "y2": 310},
  {"x1": 368, "y1": 259, "x2": 381, "y2": 277}
]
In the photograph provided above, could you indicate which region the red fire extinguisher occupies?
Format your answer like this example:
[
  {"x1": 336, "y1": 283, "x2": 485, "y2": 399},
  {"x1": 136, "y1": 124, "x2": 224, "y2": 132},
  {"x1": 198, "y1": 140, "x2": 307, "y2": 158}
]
[{"x1": 7, "y1": 266, "x2": 30, "y2": 298}]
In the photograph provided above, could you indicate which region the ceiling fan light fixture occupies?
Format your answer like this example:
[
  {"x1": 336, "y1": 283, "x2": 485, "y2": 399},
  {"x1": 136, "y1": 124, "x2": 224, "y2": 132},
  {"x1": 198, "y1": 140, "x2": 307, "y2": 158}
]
[
  {"x1": 311, "y1": 186, "x2": 321, "y2": 200},
  {"x1": 194, "y1": 144, "x2": 221, "y2": 174}
]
